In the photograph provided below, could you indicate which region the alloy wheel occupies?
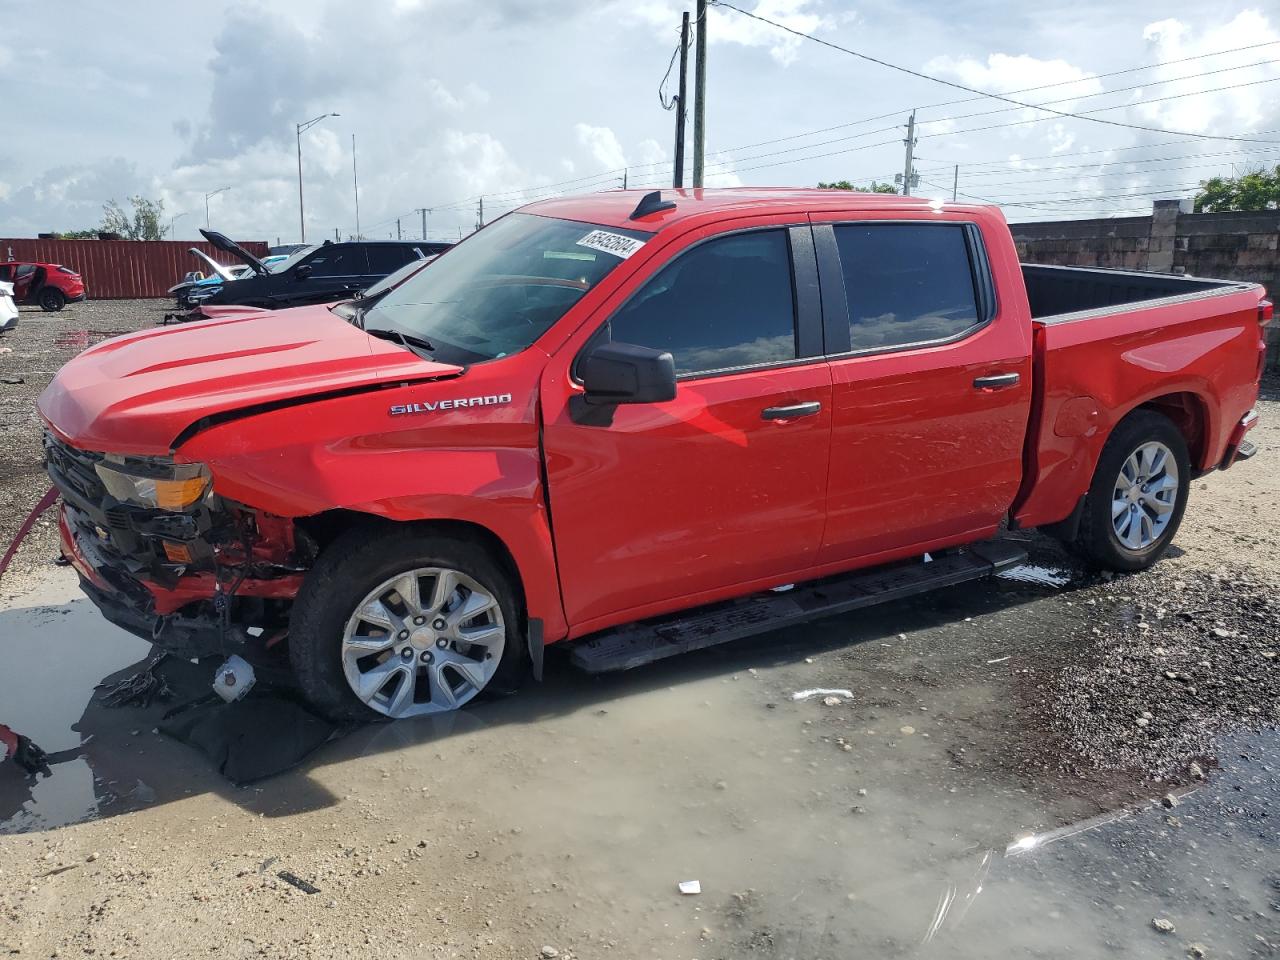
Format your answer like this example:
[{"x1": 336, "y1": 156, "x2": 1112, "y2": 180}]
[
  {"x1": 340, "y1": 566, "x2": 505, "y2": 718},
  {"x1": 1111, "y1": 440, "x2": 1179, "y2": 551}
]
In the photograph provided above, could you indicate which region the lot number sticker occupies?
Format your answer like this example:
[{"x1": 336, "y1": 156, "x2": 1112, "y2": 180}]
[{"x1": 576, "y1": 230, "x2": 646, "y2": 260}]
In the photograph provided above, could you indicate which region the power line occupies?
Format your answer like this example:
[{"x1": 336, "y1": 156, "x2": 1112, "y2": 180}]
[
  {"x1": 915, "y1": 58, "x2": 1280, "y2": 128},
  {"x1": 697, "y1": 47, "x2": 1280, "y2": 162},
  {"x1": 708, "y1": 0, "x2": 1280, "y2": 144},
  {"x1": 920, "y1": 75, "x2": 1280, "y2": 142}
]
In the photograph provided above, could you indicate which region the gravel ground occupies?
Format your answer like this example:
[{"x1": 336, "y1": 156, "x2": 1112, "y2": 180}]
[
  {"x1": 0, "y1": 302, "x2": 1277, "y2": 959},
  {"x1": 0, "y1": 299, "x2": 166, "y2": 595}
]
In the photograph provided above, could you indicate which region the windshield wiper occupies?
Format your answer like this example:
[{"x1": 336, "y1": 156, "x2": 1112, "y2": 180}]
[{"x1": 364, "y1": 326, "x2": 436, "y2": 359}]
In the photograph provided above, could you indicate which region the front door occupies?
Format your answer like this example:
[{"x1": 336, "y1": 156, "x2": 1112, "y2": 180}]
[
  {"x1": 811, "y1": 217, "x2": 1033, "y2": 563},
  {"x1": 541, "y1": 223, "x2": 832, "y2": 633}
]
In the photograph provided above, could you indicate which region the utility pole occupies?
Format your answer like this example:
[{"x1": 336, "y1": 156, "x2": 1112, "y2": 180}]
[
  {"x1": 334, "y1": 228, "x2": 339, "y2": 241},
  {"x1": 673, "y1": 10, "x2": 690, "y2": 188},
  {"x1": 295, "y1": 112, "x2": 339, "y2": 243},
  {"x1": 477, "y1": 197, "x2": 484, "y2": 230},
  {"x1": 952, "y1": 164, "x2": 959, "y2": 201},
  {"x1": 352, "y1": 133, "x2": 361, "y2": 240},
  {"x1": 901, "y1": 110, "x2": 917, "y2": 197},
  {"x1": 416, "y1": 207, "x2": 429, "y2": 241},
  {"x1": 692, "y1": 0, "x2": 708, "y2": 188},
  {"x1": 623, "y1": 168, "x2": 628, "y2": 190},
  {"x1": 396, "y1": 218, "x2": 402, "y2": 240}
]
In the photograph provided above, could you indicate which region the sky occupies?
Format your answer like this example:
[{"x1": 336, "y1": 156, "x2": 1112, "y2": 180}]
[{"x1": 1, "y1": 0, "x2": 1278, "y2": 245}]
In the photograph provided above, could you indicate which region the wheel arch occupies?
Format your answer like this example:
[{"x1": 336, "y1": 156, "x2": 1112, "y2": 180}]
[
  {"x1": 292, "y1": 504, "x2": 566, "y2": 641},
  {"x1": 1129, "y1": 391, "x2": 1211, "y2": 472}
]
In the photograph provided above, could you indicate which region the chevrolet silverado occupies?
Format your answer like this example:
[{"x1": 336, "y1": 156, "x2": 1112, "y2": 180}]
[{"x1": 37, "y1": 188, "x2": 1271, "y2": 719}]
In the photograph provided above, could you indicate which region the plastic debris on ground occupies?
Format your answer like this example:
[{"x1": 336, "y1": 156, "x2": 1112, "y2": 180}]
[
  {"x1": 212, "y1": 655, "x2": 257, "y2": 703},
  {"x1": 678, "y1": 880, "x2": 701, "y2": 895}
]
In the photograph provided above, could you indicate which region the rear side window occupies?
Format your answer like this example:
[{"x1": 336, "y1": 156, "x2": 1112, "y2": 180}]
[
  {"x1": 366, "y1": 245, "x2": 418, "y2": 274},
  {"x1": 304, "y1": 245, "x2": 367, "y2": 277},
  {"x1": 605, "y1": 229, "x2": 797, "y2": 376},
  {"x1": 833, "y1": 224, "x2": 981, "y2": 351},
  {"x1": 0, "y1": 265, "x2": 10, "y2": 281},
  {"x1": 14, "y1": 264, "x2": 35, "y2": 279}
]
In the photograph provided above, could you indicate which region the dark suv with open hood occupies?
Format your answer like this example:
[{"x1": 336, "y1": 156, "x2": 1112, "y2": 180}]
[{"x1": 194, "y1": 229, "x2": 451, "y2": 310}]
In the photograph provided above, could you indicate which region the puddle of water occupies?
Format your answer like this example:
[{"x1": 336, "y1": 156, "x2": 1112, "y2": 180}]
[{"x1": 0, "y1": 569, "x2": 157, "y2": 832}]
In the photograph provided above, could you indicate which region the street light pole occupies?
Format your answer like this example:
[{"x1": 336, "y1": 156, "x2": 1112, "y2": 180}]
[
  {"x1": 295, "y1": 112, "x2": 340, "y2": 243},
  {"x1": 169, "y1": 212, "x2": 187, "y2": 239},
  {"x1": 204, "y1": 187, "x2": 230, "y2": 228}
]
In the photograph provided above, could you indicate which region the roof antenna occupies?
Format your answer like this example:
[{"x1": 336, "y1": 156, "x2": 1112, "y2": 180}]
[{"x1": 629, "y1": 190, "x2": 677, "y2": 221}]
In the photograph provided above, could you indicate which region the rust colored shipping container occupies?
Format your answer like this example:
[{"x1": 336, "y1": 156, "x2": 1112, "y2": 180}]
[{"x1": 0, "y1": 238, "x2": 270, "y2": 300}]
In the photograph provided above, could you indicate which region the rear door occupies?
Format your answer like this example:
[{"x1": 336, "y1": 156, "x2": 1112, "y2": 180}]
[
  {"x1": 11, "y1": 264, "x2": 36, "y2": 303},
  {"x1": 365, "y1": 244, "x2": 420, "y2": 284},
  {"x1": 811, "y1": 214, "x2": 1032, "y2": 563},
  {"x1": 293, "y1": 244, "x2": 370, "y2": 303},
  {"x1": 541, "y1": 221, "x2": 832, "y2": 633}
]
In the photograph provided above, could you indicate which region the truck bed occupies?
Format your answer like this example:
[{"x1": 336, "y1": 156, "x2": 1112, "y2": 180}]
[
  {"x1": 1022, "y1": 263, "x2": 1250, "y2": 322},
  {"x1": 1013, "y1": 262, "x2": 1266, "y2": 533}
]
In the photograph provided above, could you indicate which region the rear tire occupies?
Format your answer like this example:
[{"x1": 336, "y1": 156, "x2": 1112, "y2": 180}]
[
  {"x1": 39, "y1": 288, "x2": 66, "y2": 312},
  {"x1": 289, "y1": 525, "x2": 527, "y2": 721},
  {"x1": 1073, "y1": 410, "x2": 1190, "y2": 572}
]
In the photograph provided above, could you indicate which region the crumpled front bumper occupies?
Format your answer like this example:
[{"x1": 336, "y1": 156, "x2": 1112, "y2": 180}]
[{"x1": 59, "y1": 507, "x2": 227, "y2": 658}]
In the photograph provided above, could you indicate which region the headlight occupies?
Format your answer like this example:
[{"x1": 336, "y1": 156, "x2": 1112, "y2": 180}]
[{"x1": 94, "y1": 456, "x2": 212, "y2": 510}]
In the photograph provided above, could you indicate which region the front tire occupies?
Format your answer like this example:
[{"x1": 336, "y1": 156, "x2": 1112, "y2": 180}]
[
  {"x1": 39, "y1": 288, "x2": 66, "y2": 312},
  {"x1": 1073, "y1": 410, "x2": 1191, "y2": 572},
  {"x1": 289, "y1": 526, "x2": 526, "y2": 721}
]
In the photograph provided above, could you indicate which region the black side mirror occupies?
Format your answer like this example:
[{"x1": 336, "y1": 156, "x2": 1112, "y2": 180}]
[
  {"x1": 580, "y1": 341, "x2": 676, "y2": 405},
  {"x1": 294, "y1": 264, "x2": 313, "y2": 280}
]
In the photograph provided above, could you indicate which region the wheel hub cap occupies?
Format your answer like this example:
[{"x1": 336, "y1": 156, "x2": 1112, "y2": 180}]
[
  {"x1": 1111, "y1": 441, "x2": 1178, "y2": 551},
  {"x1": 340, "y1": 566, "x2": 505, "y2": 718}
]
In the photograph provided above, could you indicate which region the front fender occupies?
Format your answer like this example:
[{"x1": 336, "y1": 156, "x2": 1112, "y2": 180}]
[{"x1": 178, "y1": 368, "x2": 568, "y2": 640}]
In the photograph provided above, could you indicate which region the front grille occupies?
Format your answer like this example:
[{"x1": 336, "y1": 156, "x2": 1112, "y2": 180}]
[{"x1": 43, "y1": 431, "x2": 106, "y2": 504}]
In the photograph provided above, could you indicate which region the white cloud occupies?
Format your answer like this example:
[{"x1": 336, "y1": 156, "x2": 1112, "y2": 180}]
[
  {"x1": 575, "y1": 124, "x2": 628, "y2": 170},
  {"x1": 628, "y1": 0, "x2": 833, "y2": 66}
]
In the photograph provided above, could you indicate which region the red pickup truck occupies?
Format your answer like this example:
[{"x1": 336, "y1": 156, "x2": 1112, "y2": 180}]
[{"x1": 37, "y1": 189, "x2": 1270, "y2": 720}]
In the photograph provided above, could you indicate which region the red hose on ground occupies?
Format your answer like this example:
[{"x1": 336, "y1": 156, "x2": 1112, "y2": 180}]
[{"x1": 0, "y1": 486, "x2": 60, "y2": 584}]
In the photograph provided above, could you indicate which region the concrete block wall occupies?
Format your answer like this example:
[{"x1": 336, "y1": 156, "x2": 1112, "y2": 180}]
[{"x1": 1011, "y1": 201, "x2": 1280, "y2": 370}]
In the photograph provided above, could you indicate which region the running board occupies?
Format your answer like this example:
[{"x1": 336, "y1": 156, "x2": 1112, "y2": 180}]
[{"x1": 567, "y1": 541, "x2": 1027, "y2": 674}]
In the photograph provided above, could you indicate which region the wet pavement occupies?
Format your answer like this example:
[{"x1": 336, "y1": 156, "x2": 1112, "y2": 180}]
[{"x1": 1, "y1": 547, "x2": 1276, "y2": 958}]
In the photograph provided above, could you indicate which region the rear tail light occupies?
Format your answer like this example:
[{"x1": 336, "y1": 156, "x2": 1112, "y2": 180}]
[{"x1": 1260, "y1": 299, "x2": 1274, "y2": 327}]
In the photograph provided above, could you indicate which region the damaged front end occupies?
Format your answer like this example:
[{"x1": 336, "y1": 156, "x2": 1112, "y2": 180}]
[{"x1": 45, "y1": 431, "x2": 313, "y2": 660}]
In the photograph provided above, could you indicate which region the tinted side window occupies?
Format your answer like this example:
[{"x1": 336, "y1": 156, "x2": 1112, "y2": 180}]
[
  {"x1": 606, "y1": 230, "x2": 797, "y2": 376},
  {"x1": 14, "y1": 264, "x2": 35, "y2": 279},
  {"x1": 0, "y1": 265, "x2": 10, "y2": 281},
  {"x1": 833, "y1": 224, "x2": 980, "y2": 351},
  {"x1": 304, "y1": 246, "x2": 367, "y2": 277},
  {"x1": 366, "y1": 245, "x2": 418, "y2": 274}
]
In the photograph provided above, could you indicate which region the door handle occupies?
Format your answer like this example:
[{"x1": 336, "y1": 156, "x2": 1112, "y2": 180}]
[
  {"x1": 973, "y1": 373, "x2": 1021, "y2": 390},
  {"x1": 762, "y1": 401, "x2": 822, "y2": 421}
]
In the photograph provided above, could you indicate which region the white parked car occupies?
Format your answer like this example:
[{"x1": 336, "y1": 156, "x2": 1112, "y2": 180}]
[{"x1": 0, "y1": 280, "x2": 18, "y2": 334}]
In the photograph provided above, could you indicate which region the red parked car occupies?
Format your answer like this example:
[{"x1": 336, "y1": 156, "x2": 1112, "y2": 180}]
[
  {"x1": 37, "y1": 189, "x2": 1269, "y2": 720},
  {"x1": 0, "y1": 261, "x2": 87, "y2": 311}
]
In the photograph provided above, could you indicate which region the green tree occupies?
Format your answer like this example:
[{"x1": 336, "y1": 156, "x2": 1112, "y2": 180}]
[
  {"x1": 100, "y1": 196, "x2": 167, "y2": 240},
  {"x1": 1194, "y1": 165, "x2": 1280, "y2": 213},
  {"x1": 818, "y1": 179, "x2": 899, "y2": 194},
  {"x1": 52, "y1": 228, "x2": 101, "y2": 239}
]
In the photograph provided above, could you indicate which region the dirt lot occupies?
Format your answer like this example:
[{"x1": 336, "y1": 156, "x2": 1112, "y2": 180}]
[
  {"x1": 0, "y1": 303, "x2": 1277, "y2": 959},
  {"x1": 0, "y1": 299, "x2": 172, "y2": 594}
]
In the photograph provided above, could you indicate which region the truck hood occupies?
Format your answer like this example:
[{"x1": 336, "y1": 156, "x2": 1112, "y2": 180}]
[
  {"x1": 199, "y1": 229, "x2": 269, "y2": 276},
  {"x1": 38, "y1": 305, "x2": 463, "y2": 456}
]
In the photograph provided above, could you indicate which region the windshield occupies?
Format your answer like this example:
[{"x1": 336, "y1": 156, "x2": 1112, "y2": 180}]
[
  {"x1": 361, "y1": 213, "x2": 649, "y2": 365},
  {"x1": 268, "y1": 245, "x2": 319, "y2": 273},
  {"x1": 361, "y1": 256, "x2": 431, "y2": 298}
]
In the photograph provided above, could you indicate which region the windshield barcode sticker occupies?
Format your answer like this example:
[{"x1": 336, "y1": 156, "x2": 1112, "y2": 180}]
[{"x1": 576, "y1": 230, "x2": 645, "y2": 260}]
